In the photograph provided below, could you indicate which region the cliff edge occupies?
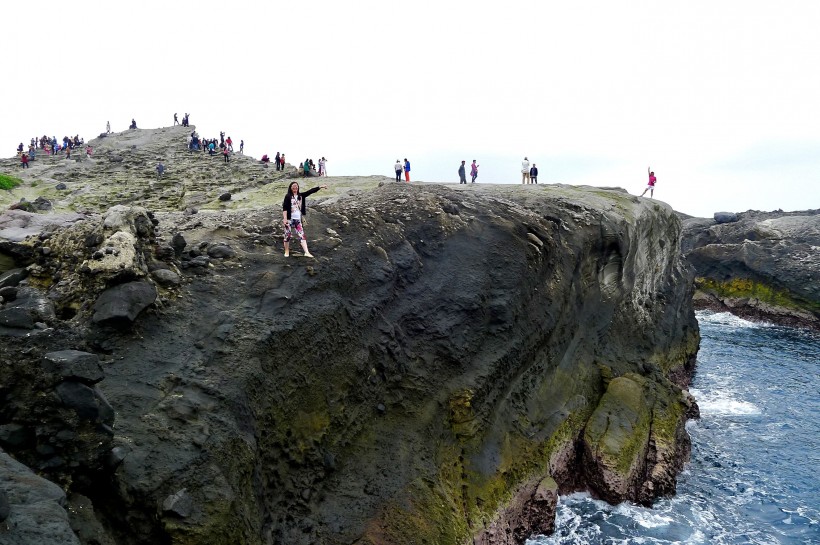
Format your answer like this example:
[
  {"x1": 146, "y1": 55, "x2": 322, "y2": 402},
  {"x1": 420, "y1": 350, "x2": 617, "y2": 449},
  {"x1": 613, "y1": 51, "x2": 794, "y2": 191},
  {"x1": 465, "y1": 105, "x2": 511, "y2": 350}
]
[{"x1": 0, "y1": 129, "x2": 699, "y2": 545}]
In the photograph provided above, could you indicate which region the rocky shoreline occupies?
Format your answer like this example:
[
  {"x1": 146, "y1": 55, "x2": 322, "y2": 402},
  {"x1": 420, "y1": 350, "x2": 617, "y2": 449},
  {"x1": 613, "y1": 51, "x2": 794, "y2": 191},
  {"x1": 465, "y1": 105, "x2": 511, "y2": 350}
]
[
  {"x1": 682, "y1": 210, "x2": 820, "y2": 331},
  {"x1": 0, "y1": 128, "x2": 700, "y2": 545}
]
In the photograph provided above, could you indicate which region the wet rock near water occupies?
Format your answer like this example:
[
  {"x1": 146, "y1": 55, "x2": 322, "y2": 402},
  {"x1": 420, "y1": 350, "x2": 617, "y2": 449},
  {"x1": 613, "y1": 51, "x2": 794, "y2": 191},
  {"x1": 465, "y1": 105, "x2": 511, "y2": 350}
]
[{"x1": 683, "y1": 209, "x2": 820, "y2": 329}]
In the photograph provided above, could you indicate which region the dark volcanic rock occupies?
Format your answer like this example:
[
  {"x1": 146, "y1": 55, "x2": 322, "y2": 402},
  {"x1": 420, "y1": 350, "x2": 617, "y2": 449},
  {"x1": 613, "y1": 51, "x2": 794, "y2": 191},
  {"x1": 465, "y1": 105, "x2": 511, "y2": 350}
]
[
  {"x1": 33, "y1": 196, "x2": 53, "y2": 211},
  {"x1": 0, "y1": 450, "x2": 79, "y2": 544},
  {"x1": 713, "y1": 211, "x2": 738, "y2": 224},
  {"x1": 0, "y1": 423, "x2": 28, "y2": 448},
  {"x1": 171, "y1": 232, "x2": 187, "y2": 254},
  {"x1": 0, "y1": 178, "x2": 699, "y2": 545},
  {"x1": 91, "y1": 281, "x2": 157, "y2": 324},
  {"x1": 151, "y1": 268, "x2": 181, "y2": 287},
  {"x1": 683, "y1": 209, "x2": 820, "y2": 329},
  {"x1": 0, "y1": 286, "x2": 18, "y2": 301},
  {"x1": 0, "y1": 267, "x2": 27, "y2": 288},
  {"x1": 55, "y1": 381, "x2": 115, "y2": 425},
  {"x1": 42, "y1": 350, "x2": 104, "y2": 385},
  {"x1": 162, "y1": 489, "x2": 193, "y2": 518},
  {"x1": 207, "y1": 243, "x2": 236, "y2": 259},
  {"x1": 0, "y1": 307, "x2": 35, "y2": 329},
  {"x1": 0, "y1": 487, "x2": 9, "y2": 522}
]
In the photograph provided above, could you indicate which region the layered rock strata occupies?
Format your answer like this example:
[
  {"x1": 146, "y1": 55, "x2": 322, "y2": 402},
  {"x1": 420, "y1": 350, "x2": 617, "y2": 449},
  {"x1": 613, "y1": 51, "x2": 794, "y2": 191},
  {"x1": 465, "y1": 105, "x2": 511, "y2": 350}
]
[
  {"x1": 0, "y1": 182, "x2": 698, "y2": 545},
  {"x1": 1, "y1": 129, "x2": 699, "y2": 545}
]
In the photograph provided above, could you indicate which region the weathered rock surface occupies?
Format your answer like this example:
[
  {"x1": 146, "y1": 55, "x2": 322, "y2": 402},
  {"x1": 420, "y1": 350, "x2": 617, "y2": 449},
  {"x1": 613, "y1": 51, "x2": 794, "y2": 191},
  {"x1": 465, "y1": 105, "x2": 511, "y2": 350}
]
[
  {"x1": 0, "y1": 449, "x2": 80, "y2": 545},
  {"x1": 91, "y1": 281, "x2": 157, "y2": 324},
  {"x1": 682, "y1": 209, "x2": 820, "y2": 329},
  {"x1": 0, "y1": 128, "x2": 699, "y2": 545}
]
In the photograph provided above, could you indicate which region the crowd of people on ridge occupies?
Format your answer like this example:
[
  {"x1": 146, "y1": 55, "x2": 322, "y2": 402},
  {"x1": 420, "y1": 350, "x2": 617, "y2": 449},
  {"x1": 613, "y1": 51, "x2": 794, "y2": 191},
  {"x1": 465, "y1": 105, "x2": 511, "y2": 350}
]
[
  {"x1": 9, "y1": 113, "x2": 664, "y2": 262},
  {"x1": 15, "y1": 134, "x2": 88, "y2": 168},
  {"x1": 10, "y1": 119, "x2": 659, "y2": 201}
]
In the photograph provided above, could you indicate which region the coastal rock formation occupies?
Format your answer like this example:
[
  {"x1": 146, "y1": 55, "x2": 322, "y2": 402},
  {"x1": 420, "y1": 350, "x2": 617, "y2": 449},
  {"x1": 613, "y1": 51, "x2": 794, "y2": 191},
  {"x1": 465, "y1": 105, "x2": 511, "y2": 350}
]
[
  {"x1": 682, "y1": 209, "x2": 820, "y2": 329},
  {"x1": 0, "y1": 449, "x2": 80, "y2": 545},
  {"x1": 0, "y1": 128, "x2": 699, "y2": 545}
]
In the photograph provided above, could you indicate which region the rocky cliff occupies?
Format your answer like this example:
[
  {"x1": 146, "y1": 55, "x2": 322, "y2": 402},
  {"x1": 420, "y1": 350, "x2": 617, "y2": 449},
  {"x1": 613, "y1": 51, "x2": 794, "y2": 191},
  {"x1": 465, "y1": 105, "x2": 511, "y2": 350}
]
[
  {"x1": 682, "y1": 210, "x2": 820, "y2": 330},
  {"x1": 0, "y1": 128, "x2": 699, "y2": 544}
]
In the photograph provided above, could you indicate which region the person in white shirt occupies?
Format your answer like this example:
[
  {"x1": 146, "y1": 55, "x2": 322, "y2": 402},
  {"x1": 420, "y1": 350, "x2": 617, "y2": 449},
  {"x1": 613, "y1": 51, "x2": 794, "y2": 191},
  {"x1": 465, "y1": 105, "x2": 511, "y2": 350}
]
[
  {"x1": 522, "y1": 157, "x2": 530, "y2": 184},
  {"x1": 394, "y1": 160, "x2": 403, "y2": 182}
]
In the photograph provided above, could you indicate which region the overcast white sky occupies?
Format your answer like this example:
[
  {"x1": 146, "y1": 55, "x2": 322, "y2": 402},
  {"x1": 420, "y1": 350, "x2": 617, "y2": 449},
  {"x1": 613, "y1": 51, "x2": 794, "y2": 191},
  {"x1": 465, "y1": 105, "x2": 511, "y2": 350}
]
[{"x1": 3, "y1": 0, "x2": 819, "y2": 217}]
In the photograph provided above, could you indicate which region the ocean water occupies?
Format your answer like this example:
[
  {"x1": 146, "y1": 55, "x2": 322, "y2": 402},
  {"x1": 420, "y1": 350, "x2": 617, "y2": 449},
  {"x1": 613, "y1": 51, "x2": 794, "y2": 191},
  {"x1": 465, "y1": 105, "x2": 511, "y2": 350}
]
[{"x1": 529, "y1": 311, "x2": 820, "y2": 545}]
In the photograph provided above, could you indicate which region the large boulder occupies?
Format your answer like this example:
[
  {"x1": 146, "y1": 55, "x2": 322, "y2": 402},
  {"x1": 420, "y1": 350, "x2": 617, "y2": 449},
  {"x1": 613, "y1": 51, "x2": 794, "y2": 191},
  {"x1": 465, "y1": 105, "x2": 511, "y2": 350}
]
[
  {"x1": 0, "y1": 268, "x2": 27, "y2": 289},
  {"x1": 0, "y1": 449, "x2": 80, "y2": 545},
  {"x1": 92, "y1": 281, "x2": 157, "y2": 324},
  {"x1": 55, "y1": 382, "x2": 115, "y2": 425},
  {"x1": 42, "y1": 350, "x2": 104, "y2": 385}
]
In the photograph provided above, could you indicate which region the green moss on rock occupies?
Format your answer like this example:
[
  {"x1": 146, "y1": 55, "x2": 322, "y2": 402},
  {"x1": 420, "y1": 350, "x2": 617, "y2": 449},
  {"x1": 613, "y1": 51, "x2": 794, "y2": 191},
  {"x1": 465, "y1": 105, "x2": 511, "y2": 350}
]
[{"x1": 697, "y1": 277, "x2": 820, "y2": 313}]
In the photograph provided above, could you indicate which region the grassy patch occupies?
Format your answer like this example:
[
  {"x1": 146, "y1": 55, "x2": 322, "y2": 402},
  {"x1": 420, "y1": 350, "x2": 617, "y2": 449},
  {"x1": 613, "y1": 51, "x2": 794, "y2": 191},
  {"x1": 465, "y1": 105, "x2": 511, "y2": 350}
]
[{"x1": 0, "y1": 173, "x2": 22, "y2": 190}]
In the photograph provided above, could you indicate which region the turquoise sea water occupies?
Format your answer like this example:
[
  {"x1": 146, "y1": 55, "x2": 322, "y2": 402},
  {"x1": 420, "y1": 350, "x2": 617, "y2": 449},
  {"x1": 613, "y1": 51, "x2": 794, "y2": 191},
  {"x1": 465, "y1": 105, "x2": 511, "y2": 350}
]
[{"x1": 529, "y1": 311, "x2": 820, "y2": 545}]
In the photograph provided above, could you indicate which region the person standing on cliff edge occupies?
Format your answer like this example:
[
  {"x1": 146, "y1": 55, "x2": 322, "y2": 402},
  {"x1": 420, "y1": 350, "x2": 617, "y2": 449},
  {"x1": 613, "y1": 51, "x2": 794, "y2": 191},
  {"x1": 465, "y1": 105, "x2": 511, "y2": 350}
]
[
  {"x1": 522, "y1": 157, "x2": 530, "y2": 184},
  {"x1": 458, "y1": 160, "x2": 467, "y2": 184},
  {"x1": 641, "y1": 167, "x2": 657, "y2": 198},
  {"x1": 470, "y1": 160, "x2": 479, "y2": 183},
  {"x1": 404, "y1": 158, "x2": 411, "y2": 182},
  {"x1": 394, "y1": 159, "x2": 403, "y2": 182},
  {"x1": 282, "y1": 181, "x2": 328, "y2": 258}
]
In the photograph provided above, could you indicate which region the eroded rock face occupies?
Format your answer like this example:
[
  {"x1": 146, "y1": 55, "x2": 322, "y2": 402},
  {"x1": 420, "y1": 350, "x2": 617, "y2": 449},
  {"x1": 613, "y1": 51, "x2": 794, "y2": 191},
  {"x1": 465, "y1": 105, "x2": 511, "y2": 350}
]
[
  {"x1": 0, "y1": 180, "x2": 699, "y2": 545},
  {"x1": 0, "y1": 449, "x2": 79, "y2": 545},
  {"x1": 474, "y1": 477, "x2": 558, "y2": 545},
  {"x1": 682, "y1": 209, "x2": 820, "y2": 329}
]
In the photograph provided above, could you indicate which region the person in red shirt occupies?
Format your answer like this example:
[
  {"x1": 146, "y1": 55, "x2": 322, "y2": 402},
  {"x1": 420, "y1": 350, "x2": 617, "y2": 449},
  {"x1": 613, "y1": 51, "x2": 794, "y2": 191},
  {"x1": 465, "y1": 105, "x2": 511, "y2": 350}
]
[
  {"x1": 21, "y1": 153, "x2": 29, "y2": 168},
  {"x1": 641, "y1": 167, "x2": 657, "y2": 198}
]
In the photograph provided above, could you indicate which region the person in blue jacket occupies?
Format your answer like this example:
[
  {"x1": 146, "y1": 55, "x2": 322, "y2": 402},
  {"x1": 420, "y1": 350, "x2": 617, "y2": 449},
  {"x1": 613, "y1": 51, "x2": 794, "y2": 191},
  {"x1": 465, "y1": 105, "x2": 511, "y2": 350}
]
[
  {"x1": 404, "y1": 158, "x2": 411, "y2": 182},
  {"x1": 530, "y1": 164, "x2": 538, "y2": 184}
]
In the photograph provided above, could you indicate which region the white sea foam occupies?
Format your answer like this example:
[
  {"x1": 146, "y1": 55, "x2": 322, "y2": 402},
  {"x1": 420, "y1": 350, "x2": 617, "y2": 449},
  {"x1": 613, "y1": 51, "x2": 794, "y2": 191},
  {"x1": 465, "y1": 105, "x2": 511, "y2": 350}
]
[
  {"x1": 689, "y1": 388, "x2": 761, "y2": 416},
  {"x1": 630, "y1": 510, "x2": 674, "y2": 529},
  {"x1": 696, "y1": 310, "x2": 774, "y2": 330}
]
